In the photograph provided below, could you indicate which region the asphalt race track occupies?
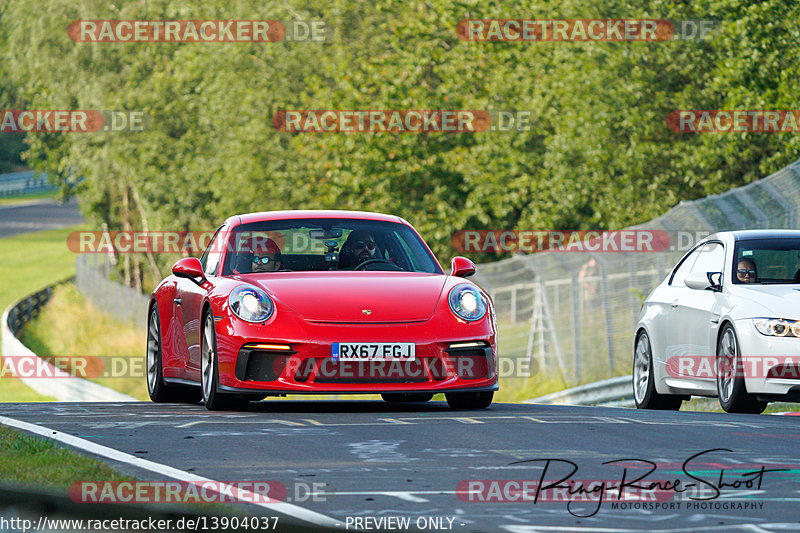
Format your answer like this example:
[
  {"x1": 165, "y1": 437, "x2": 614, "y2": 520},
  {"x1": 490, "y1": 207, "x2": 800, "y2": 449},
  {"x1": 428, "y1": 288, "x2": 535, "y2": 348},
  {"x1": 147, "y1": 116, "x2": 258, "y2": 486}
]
[
  {"x1": 0, "y1": 198, "x2": 83, "y2": 238},
  {"x1": 1, "y1": 401, "x2": 798, "y2": 532}
]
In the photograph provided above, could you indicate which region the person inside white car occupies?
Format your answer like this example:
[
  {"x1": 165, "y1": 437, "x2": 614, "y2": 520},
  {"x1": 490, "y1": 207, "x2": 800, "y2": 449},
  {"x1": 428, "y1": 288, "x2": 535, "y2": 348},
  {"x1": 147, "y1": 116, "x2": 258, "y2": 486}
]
[{"x1": 736, "y1": 258, "x2": 757, "y2": 283}]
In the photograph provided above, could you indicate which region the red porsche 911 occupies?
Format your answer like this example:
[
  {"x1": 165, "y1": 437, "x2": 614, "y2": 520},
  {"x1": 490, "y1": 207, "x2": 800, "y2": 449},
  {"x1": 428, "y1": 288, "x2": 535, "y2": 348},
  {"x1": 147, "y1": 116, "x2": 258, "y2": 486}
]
[{"x1": 146, "y1": 210, "x2": 498, "y2": 410}]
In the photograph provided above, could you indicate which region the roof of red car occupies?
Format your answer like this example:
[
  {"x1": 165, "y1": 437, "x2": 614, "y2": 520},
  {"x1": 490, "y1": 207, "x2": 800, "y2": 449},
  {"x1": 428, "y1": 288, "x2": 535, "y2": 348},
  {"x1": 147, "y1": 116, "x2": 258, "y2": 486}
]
[{"x1": 229, "y1": 210, "x2": 408, "y2": 226}]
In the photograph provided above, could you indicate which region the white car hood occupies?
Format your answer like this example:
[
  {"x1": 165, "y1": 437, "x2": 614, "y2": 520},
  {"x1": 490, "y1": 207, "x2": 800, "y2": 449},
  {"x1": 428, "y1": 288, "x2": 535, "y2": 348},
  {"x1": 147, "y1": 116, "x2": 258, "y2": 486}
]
[{"x1": 728, "y1": 284, "x2": 800, "y2": 320}]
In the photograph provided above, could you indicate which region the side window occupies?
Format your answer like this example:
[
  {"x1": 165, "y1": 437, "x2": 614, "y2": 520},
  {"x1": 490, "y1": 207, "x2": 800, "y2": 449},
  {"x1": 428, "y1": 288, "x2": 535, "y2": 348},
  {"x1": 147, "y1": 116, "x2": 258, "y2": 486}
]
[
  {"x1": 669, "y1": 247, "x2": 702, "y2": 287},
  {"x1": 690, "y1": 242, "x2": 724, "y2": 277},
  {"x1": 200, "y1": 226, "x2": 225, "y2": 276}
]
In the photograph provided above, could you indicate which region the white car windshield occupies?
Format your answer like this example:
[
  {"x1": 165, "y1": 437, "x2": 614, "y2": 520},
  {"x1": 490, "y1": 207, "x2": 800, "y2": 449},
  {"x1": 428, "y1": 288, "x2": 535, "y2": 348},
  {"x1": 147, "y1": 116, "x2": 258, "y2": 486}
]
[{"x1": 733, "y1": 238, "x2": 800, "y2": 284}]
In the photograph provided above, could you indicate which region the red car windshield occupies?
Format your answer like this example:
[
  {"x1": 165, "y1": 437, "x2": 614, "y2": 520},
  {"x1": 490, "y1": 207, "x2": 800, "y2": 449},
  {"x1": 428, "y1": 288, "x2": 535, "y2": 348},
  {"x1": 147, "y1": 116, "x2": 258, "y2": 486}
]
[{"x1": 220, "y1": 219, "x2": 442, "y2": 275}]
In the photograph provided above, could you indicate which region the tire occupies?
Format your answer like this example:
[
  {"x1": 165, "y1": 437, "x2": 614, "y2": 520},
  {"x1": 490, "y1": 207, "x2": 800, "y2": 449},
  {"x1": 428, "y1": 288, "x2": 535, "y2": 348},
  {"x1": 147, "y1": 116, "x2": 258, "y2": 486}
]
[
  {"x1": 445, "y1": 391, "x2": 493, "y2": 409},
  {"x1": 147, "y1": 305, "x2": 200, "y2": 404},
  {"x1": 633, "y1": 331, "x2": 682, "y2": 410},
  {"x1": 201, "y1": 310, "x2": 249, "y2": 411},
  {"x1": 381, "y1": 393, "x2": 434, "y2": 403},
  {"x1": 716, "y1": 324, "x2": 767, "y2": 414}
]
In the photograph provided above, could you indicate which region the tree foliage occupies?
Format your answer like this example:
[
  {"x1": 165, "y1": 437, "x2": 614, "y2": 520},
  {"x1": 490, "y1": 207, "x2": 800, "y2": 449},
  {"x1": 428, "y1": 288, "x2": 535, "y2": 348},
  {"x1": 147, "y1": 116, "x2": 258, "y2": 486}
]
[{"x1": 2, "y1": 0, "x2": 799, "y2": 287}]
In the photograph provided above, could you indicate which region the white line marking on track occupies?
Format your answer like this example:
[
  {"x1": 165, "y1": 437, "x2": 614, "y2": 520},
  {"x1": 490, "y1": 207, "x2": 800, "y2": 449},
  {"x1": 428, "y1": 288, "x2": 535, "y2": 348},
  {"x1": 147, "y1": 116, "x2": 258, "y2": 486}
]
[
  {"x1": 453, "y1": 417, "x2": 484, "y2": 424},
  {"x1": 499, "y1": 525, "x2": 791, "y2": 532},
  {"x1": 176, "y1": 420, "x2": 206, "y2": 428},
  {"x1": 379, "y1": 418, "x2": 413, "y2": 425},
  {"x1": 313, "y1": 489, "x2": 455, "y2": 502},
  {"x1": 378, "y1": 491, "x2": 429, "y2": 502},
  {"x1": 0, "y1": 415, "x2": 340, "y2": 528}
]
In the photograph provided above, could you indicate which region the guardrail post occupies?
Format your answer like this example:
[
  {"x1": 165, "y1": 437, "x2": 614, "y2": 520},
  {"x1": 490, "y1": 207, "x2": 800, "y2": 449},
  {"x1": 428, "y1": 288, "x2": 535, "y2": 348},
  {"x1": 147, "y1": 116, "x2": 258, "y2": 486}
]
[
  {"x1": 628, "y1": 256, "x2": 639, "y2": 329},
  {"x1": 570, "y1": 271, "x2": 581, "y2": 383},
  {"x1": 593, "y1": 255, "x2": 615, "y2": 375},
  {"x1": 510, "y1": 288, "x2": 517, "y2": 324}
]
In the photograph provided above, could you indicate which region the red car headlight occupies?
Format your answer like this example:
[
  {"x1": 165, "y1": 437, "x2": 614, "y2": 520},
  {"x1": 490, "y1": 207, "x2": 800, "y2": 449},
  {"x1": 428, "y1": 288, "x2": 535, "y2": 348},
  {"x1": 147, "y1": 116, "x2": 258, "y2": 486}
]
[
  {"x1": 448, "y1": 283, "x2": 487, "y2": 322},
  {"x1": 229, "y1": 285, "x2": 274, "y2": 323}
]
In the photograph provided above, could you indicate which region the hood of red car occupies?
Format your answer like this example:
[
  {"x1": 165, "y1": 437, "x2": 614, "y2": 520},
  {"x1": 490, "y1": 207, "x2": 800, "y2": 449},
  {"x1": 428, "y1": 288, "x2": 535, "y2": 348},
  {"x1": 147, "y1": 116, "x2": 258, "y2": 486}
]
[{"x1": 246, "y1": 272, "x2": 447, "y2": 322}]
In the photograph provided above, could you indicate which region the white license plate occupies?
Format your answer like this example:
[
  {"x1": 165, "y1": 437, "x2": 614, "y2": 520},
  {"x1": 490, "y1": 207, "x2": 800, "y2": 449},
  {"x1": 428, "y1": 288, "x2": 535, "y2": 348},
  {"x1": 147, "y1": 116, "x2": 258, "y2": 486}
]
[{"x1": 332, "y1": 343, "x2": 415, "y2": 361}]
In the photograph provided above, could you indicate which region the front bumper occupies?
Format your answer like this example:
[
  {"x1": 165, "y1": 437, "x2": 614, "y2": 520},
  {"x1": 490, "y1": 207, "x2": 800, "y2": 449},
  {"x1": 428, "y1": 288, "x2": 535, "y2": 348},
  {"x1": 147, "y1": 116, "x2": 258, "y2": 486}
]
[
  {"x1": 734, "y1": 318, "x2": 800, "y2": 397},
  {"x1": 213, "y1": 307, "x2": 498, "y2": 395}
]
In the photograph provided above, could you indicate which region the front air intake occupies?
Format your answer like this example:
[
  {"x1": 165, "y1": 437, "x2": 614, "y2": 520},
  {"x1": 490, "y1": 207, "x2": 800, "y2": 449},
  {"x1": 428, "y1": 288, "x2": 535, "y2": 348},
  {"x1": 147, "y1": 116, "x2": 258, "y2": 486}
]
[{"x1": 235, "y1": 344, "x2": 296, "y2": 382}]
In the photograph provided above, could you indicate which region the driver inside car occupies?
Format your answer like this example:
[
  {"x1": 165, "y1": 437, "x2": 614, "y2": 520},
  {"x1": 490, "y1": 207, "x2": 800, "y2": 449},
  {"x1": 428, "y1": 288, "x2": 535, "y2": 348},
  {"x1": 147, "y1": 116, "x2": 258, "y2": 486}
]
[
  {"x1": 736, "y1": 258, "x2": 757, "y2": 283},
  {"x1": 339, "y1": 230, "x2": 379, "y2": 269}
]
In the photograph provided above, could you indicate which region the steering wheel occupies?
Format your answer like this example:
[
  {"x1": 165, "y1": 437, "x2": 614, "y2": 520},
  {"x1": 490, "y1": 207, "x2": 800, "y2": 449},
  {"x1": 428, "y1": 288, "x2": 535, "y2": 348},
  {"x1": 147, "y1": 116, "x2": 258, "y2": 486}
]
[{"x1": 354, "y1": 258, "x2": 400, "y2": 270}]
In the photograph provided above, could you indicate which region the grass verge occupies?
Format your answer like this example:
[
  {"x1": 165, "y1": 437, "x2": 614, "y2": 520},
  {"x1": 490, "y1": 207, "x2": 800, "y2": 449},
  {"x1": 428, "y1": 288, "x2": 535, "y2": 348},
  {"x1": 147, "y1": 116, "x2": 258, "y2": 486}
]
[
  {"x1": 0, "y1": 190, "x2": 57, "y2": 206},
  {"x1": 0, "y1": 426, "x2": 135, "y2": 488},
  {"x1": 682, "y1": 396, "x2": 797, "y2": 414},
  {"x1": 18, "y1": 283, "x2": 148, "y2": 400},
  {"x1": 0, "y1": 426, "x2": 245, "y2": 518},
  {"x1": 0, "y1": 225, "x2": 89, "y2": 402}
]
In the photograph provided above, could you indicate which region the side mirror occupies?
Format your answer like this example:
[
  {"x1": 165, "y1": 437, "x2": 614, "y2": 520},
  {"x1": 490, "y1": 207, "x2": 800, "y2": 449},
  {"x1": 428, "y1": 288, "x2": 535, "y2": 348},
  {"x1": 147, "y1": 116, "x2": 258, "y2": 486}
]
[
  {"x1": 708, "y1": 271, "x2": 722, "y2": 290},
  {"x1": 172, "y1": 257, "x2": 206, "y2": 285},
  {"x1": 451, "y1": 256, "x2": 476, "y2": 278},
  {"x1": 685, "y1": 271, "x2": 721, "y2": 291}
]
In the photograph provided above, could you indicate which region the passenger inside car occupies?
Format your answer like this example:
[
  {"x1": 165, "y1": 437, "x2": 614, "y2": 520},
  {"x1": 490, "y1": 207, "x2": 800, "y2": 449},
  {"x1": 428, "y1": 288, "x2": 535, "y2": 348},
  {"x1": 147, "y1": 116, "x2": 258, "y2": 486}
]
[{"x1": 233, "y1": 237, "x2": 283, "y2": 273}]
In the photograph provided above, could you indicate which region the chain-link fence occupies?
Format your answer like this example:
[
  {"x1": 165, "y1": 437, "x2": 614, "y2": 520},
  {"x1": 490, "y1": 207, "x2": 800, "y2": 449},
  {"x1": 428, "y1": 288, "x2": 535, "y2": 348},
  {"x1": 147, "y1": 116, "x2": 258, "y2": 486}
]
[
  {"x1": 473, "y1": 157, "x2": 800, "y2": 386},
  {"x1": 75, "y1": 254, "x2": 149, "y2": 330}
]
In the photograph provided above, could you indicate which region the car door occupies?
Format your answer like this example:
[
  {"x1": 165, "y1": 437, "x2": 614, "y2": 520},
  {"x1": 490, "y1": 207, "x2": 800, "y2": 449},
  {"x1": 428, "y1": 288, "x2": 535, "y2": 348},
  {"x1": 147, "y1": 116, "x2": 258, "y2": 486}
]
[
  {"x1": 659, "y1": 245, "x2": 703, "y2": 369},
  {"x1": 175, "y1": 226, "x2": 225, "y2": 378},
  {"x1": 674, "y1": 241, "x2": 725, "y2": 380}
]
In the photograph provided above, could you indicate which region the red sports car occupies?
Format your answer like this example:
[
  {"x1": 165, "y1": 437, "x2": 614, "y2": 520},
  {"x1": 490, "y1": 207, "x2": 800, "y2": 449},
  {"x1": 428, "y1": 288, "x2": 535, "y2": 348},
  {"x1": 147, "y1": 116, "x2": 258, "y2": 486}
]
[{"x1": 146, "y1": 210, "x2": 497, "y2": 410}]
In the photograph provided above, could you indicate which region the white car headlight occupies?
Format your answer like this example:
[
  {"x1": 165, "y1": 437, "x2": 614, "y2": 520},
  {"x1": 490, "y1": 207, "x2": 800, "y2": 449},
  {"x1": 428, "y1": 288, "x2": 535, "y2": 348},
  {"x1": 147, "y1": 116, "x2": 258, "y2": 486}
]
[
  {"x1": 753, "y1": 318, "x2": 799, "y2": 337},
  {"x1": 229, "y1": 285, "x2": 274, "y2": 323},
  {"x1": 448, "y1": 283, "x2": 487, "y2": 322}
]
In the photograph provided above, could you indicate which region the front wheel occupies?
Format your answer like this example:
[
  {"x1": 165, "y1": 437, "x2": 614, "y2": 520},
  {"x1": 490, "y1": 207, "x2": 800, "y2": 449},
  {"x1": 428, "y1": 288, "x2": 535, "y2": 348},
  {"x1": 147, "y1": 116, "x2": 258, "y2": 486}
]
[
  {"x1": 716, "y1": 325, "x2": 767, "y2": 414},
  {"x1": 201, "y1": 311, "x2": 249, "y2": 411},
  {"x1": 633, "y1": 331, "x2": 682, "y2": 410},
  {"x1": 445, "y1": 391, "x2": 493, "y2": 409},
  {"x1": 147, "y1": 305, "x2": 200, "y2": 404}
]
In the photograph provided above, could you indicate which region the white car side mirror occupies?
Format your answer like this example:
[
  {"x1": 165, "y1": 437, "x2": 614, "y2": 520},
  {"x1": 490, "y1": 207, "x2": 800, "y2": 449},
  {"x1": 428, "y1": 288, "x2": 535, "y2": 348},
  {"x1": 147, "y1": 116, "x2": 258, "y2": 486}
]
[{"x1": 685, "y1": 271, "x2": 722, "y2": 291}]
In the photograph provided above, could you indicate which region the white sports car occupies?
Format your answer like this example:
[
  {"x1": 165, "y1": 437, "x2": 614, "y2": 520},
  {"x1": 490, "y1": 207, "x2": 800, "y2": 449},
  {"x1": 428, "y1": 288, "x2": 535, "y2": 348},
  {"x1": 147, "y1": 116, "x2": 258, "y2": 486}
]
[{"x1": 634, "y1": 230, "x2": 800, "y2": 413}]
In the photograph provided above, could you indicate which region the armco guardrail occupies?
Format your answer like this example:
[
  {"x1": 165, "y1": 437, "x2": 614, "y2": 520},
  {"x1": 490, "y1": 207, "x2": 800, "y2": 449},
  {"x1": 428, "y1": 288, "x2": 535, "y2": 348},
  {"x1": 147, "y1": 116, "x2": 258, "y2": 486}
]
[
  {"x1": 1, "y1": 280, "x2": 136, "y2": 402},
  {"x1": 525, "y1": 375, "x2": 634, "y2": 407},
  {"x1": 0, "y1": 170, "x2": 55, "y2": 197}
]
